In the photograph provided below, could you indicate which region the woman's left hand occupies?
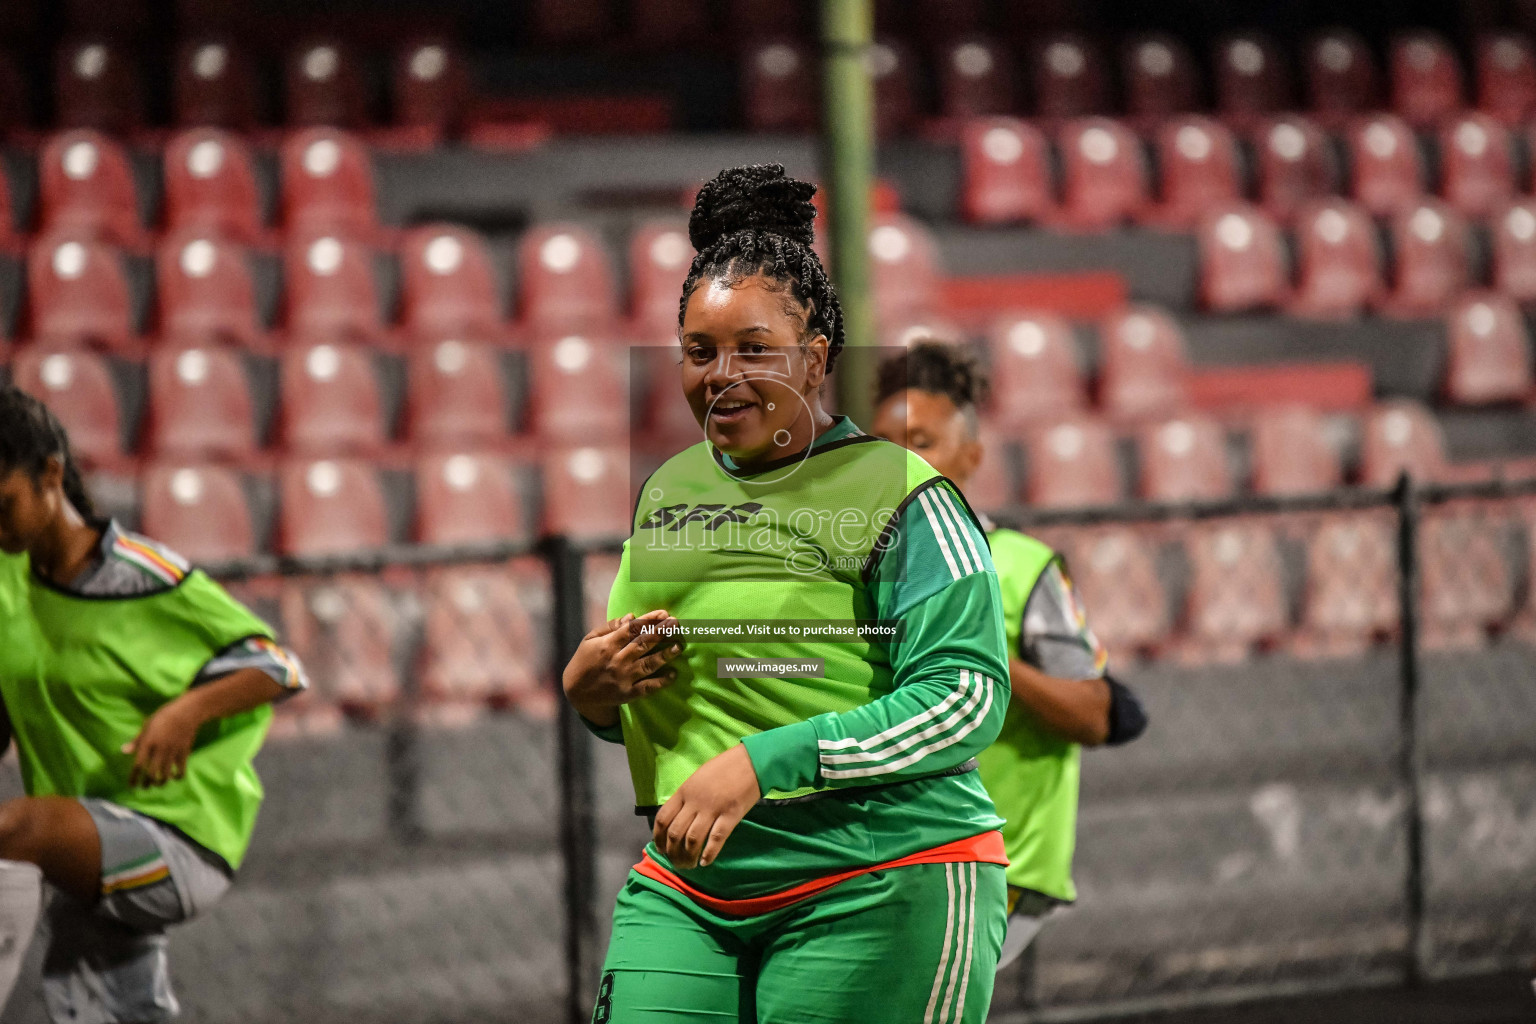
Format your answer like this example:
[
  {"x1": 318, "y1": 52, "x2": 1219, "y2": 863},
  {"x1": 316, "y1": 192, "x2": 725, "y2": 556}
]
[
  {"x1": 653, "y1": 745, "x2": 761, "y2": 869},
  {"x1": 123, "y1": 700, "x2": 201, "y2": 788}
]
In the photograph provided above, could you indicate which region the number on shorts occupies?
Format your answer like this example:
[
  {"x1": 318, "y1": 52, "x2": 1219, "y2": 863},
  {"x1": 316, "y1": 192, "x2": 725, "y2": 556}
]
[{"x1": 592, "y1": 971, "x2": 614, "y2": 1023}]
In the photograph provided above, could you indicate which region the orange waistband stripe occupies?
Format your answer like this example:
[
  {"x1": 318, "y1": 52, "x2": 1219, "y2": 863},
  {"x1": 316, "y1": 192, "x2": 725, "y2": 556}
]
[{"x1": 633, "y1": 830, "x2": 1008, "y2": 918}]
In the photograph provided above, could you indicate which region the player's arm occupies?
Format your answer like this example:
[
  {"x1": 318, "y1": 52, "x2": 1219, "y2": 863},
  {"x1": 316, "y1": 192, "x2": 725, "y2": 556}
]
[{"x1": 562, "y1": 610, "x2": 686, "y2": 740}]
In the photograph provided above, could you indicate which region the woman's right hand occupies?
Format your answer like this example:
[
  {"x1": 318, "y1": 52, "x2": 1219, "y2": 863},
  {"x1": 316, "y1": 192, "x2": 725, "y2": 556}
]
[{"x1": 561, "y1": 609, "x2": 685, "y2": 728}]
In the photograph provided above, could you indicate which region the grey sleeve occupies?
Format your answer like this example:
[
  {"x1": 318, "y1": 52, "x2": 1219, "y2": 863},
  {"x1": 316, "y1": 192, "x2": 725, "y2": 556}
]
[
  {"x1": 193, "y1": 637, "x2": 309, "y2": 698},
  {"x1": 1020, "y1": 563, "x2": 1109, "y2": 681}
]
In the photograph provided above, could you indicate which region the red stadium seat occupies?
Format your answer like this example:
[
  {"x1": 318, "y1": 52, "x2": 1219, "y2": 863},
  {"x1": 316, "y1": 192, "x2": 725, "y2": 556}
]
[
  {"x1": 1490, "y1": 200, "x2": 1536, "y2": 302},
  {"x1": 1437, "y1": 113, "x2": 1514, "y2": 217},
  {"x1": 743, "y1": 39, "x2": 816, "y2": 133},
  {"x1": 398, "y1": 224, "x2": 503, "y2": 341},
  {"x1": 869, "y1": 213, "x2": 941, "y2": 321},
  {"x1": 1098, "y1": 306, "x2": 1188, "y2": 421},
  {"x1": 155, "y1": 233, "x2": 262, "y2": 348},
  {"x1": 172, "y1": 36, "x2": 260, "y2": 130},
  {"x1": 279, "y1": 574, "x2": 401, "y2": 716},
  {"x1": 1420, "y1": 506, "x2": 1514, "y2": 648},
  {"x1": 1122, "y1": 33, "x2": 1199, "y2": 125},
  {"x1": 1253, "y1": 116, "x2": 1337, "y2": 218},
  {"x1": 143, "y1": 345, "x2": 257, "y2": 459},
  {"x1": 629, "y1": 219, "x2": 693, "y2": 335},
  {"x1": 1444, "y1": 292, "x2": 1533, "y2": 405},
  {"x1": 415, "y1": 451, "x2": 524, "y2": 544},
  {"x1": 1475, "y1": 33, "x2": 1536, "y2": 125},
  {"x1": 879, "y1": 315, "x2": 966, "y2": 350},
  {"x1": 37, "y1": 131, "x2": 143, "y2": 247},
  {"x1": 1051, "y1": 526, "x2": 1169, "y2": 656},
  {"x1": 54, "y1": 37, "x2": 142, "y2": 134},
  {"x1": 139, "y1": 463, "x2": 254, "y2": 563},
  {"x1": 1137, "y1": 414, "x2": 1232, "y2": 501},
  {"x1": 280, "y1": 129, "x2": 378, "y2": 240},
  {"x1": 405, "y1": 340, "x2": 509, "y2": 446},
  {"x1": 276, "y1": 458, "x2": 388, "y2": 555},
  {"x1": 639, "y1": 350, "x2": 703, "y2": 456},
  {"x1": 284, "y1": 38, "x2": 368, "y2": 128},
  {"x1": 1297, "y1": 510, "x2": 1399, "y2": 656},
  {"x1": 1054, "y1": 118, "x2": 1148, "y2": 230},
  {"x1": 961, "y1": 427, "x2": 1017, "y2": 515},
  {"x1": 276, "y1": 343, "x2": 387, "y2": 455},
  {"x1": 1148, "y1": 116, "x2": 1241, "y2": 227},
  {"x1": 11, "y1": 348, "x2": 120, "y2": 466},
  {"x1": 1360, "y1": 400, "x2": 1447, "y2": 485},
  {"x1": 937, "y1": 37, "x2": 1015, "y2": 119},
  {"x1": 419, "y1": 566, "x2": 541, "y2": 708},
  {"x1": 1197, "y1": 204, "x2": 1288, "y2": 312},
  {"x1": 391, "y1": 38, "x2": 467, "y2": 138},
  {"x1": 1379, "y1": 199, "x2": 1469, "y2": 317},
  {"x1": 1345, "y1": 114, "x2": 1424, "y2": 215},
  {"x1": 1249, "y1": 405, "x2": 1342, "y2": 495},
  {"x1": 162, "y1": 129, "x2": 263, "y2": 245},
  {"x1": 1305, "y1": 29, "x2": 1380, "y2": 126},
  {"x1": 1391, "y1": 32, "x2": 1464, "y2": 128},
  {"x1": 26, "y1": 236, "x2": 133, "y2": 352},
  {"x1": 540, "y1": 444, "x2": 632, "y2": 539},
  {"x1": 282, "y1": 234, "x2": 384, "y2": 345},
  {"x1": 530, "y1": 0, "x2": 614, "y2": 44},
  {"x1": 984, "y1": 314, "x2": 1086, "y2": 427},
  {"x1": 1180, "y1": 519, "x2": 1288, "y2": 662},
  {"x1": 1288, "y1": 199, "x2": 1383, "y2": 319},
  {"x1": 1023, "y1": 418, "x2": 1120, "y2": 508},
  {"x1": 869, "y1": 38, "x2": 916, "y2": 138},
  {"x1": 958, "y1": 117, "x2": 1052, "y2": 224},
  {"x1": 1030, "y1": 34, "x2": 1110, "y2": 121},
  {"x1": 1214, "y1": 32, "x2": 1291, "y2": 127},
  {"x1": 526, "y1": 333, "x2": 629, "y2": 440},
  {"x1": 517, "y1": 224, "x2": 618, "y2": 334}
]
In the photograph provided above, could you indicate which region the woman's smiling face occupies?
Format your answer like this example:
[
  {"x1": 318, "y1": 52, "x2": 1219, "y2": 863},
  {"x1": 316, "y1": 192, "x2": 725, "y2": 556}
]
[{"x1": 680, "y1": 272, "x2": 828, "y2": 467}]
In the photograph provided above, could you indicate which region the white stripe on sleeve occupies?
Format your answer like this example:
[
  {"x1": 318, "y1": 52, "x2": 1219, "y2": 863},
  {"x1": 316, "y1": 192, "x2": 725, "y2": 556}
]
[
  {"x1": 917, "y1": 489, "x2": 965, "y2": 580},
  {"x1": 820, "y1": 675, "x2": 997, "y2": 780}
]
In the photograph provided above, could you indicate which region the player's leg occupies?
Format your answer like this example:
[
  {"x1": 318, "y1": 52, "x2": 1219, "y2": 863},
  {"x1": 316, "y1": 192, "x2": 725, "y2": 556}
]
[
  {"x1": 996, "y1": 887, "x2": 1056, "y2": 972},
  {"x1": 593, "y1": 872, "x2": 756, "y2": 1023},
  {"x1": 0, "y1": 796, "x2": 99, "y2": 1011},
  {"x1": 754, "y1": 861, "x2": 1008, "y2": 1024}
]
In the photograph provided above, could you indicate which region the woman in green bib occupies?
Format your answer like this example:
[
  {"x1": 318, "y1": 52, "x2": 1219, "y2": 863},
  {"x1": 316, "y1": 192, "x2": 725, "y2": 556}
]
[
  {"x1": 563, "y1": 166, "x2": 1015, "y2": 1022},
  {"x1": 869, "y1": 342, "x2": 1148, "y2": 970},
  {"x1": 0, "y1": 386, "x2": 307, "y2": 1023}
]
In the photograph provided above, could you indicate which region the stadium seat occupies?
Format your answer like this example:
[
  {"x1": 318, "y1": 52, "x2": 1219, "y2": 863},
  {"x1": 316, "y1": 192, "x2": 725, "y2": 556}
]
[
  {"x1": 937, "y1": 37, "x2": 1015, "y2": 119},
  {"x1": 1345, "y1": 114, "x2": 1424, "y2": 215},
  {"x1": 172, "y1": 35, "x2": 260, "y2": 129},
  {"x1": 958, "y1": 117, "x2": 1052, "y2": 225},
  {"x1": 1443, "y1": 292, "x2": 1533, "y2": 405},
  {"x1": 155, "y1": 233, "x2": 262, "y2": 348},
  {"x1": 540, "y1": 444, "x2": 632, "y2": 539},
  {"x1": 869, "y1": 213, "x2": 941, "y2": 320},
  {"x1": 54, "y1": 37, "x2": 142, "y2": 134},
  {"x1": 1122, "y1": 33, "x2": 1199, "y2": 125},
  {"x1": 1179, "y1": 519, "x2": 1288, "y2": 662},
  {"x1": 1030, "y1": 34, "x2": 1110, "y2": 121},
  {"x1": 1248, "y1": 405, "x2": 1343, "y2": 495},
  {"x1": 1304, "y1": 28, "x2": 1380, "y2": 125},
  {"x1": 516, "y1": 224, "x2": 619, "y2": 334},
  {"x1": 1379, "y1": 199, "x2": 1469, "y2": 317},
  {"x1": 276, "y1": 343, "x2": 387, "y2": 454},
  {"x1": 416, "y1": 451, "x2": 524, "y2": 545},
  {"x1": 1137, "y1": 414, "x2": 1232, "y2": 501},
  {"x1": 419, "y1": 565, "x2": 541, "y2": 708},
  {"x1": 143, "y1": 345, "x2": 258, "y2": 459},
  {"x1": 1437, "y1": 113, "x2": 1514, "y2": 217},
  {"x1": 139, "y1": 463, "x2": 255, "y2": 562},
  {"x1": 742, "y1": 39, "x2": 816, "y2": 133},
  {"x1": 1098, "y1": 306, "x2": 1188, "y2": 421},
  {"x1": 276, "y1": 457, "x2": 389, "y2": 554},
  {"x1": 1148, "y1": 116, "x2": 1241, "y2": 227},
  {"x1": 405, "y1": 340, "x2": 510, "y2": 446},
  {"x1": 1360, "y1": 400, "x2": 1447, "y2": 485},
  {"x1": 280, "y1": 129, "x2": 378, "y2": 240},
  {"x1": 1023, "y1": 418, "x2": 1120, "y2": 507},
  {"x1": 282, "y1": 234, "x2": 385, "y2": 345},
  {"x1": 161, "y1": 129, "x2": 264, "y2": 245},
  {"x1": 1420, "y1": 506, "x2": 1514, "y2": 648},
  {"x1": 398, "y1": 224, "x2": 504, "y2": 341},
  {"x1": 526, "y1": 334, "x2": 629, "y2": 440},
  {"x1": 26, "y1": 236, "x2": 133, "y2": 352},
  {"x1": 1297, "y1": 510, "x2": 1400, "y2": 656},
  {"x1": 1391, "y1": 31, "x2": 1464, "y2": 127},
  {"x1": 1197, "y1": 204, "x2": 1288, "y2": 312},
  {"x1": 1050, "y1": 526, "x2": 1169, "y2": 656},
  {"x1": 640, "y1": 351, "x2": 704, "y2": 456},
  {"x1": 879, "y1": 314, "x2": 967, "y2": 350},
  {"x1": 1475, "y1": 33, "x2": 1536, "y2": 124},
  {"x1": 0, "y1": 169, "x2": 20, "y2": 252},
  {"x1": 1490, "y1": 199, "x2": 1536, "y2": 302},
  {"x1": 1288, "y1": 199, "x2": 1383, "y2": 318},
  {"x1": 11, "y1": 348, "x2": 120, "y2": 466},
  {"x1": 984, "y1": 313, "x2": 1087, "y2": 427},
  {"x1": 1253, "y1": 116, "x2": 1337, "y2": 218},
  {"x1": 390, "y1": 37, "x2": 467, "y2": 140},
  {"x1": 961, "y1": 427, "x2": 1018, "y2": 515},
  {"x1": 869, "y1": 38, "x2": 916, "y2": 137},
  {"x1": 1213, "y1": 32, "x2": 1291, "y2": 126},
  {"x1": 1054, "y1": 118, "x2": 1148, "y2": 230},
  {"x1": 279, "y1": 573, "x2": 401, "y2": 717},
  {"x1": 284, "y1": 38, "x2": 368, "y2": 128},
  {"x1": 37, "y1": 131, "x2": 144, "y2": 248},
  {"x1": 628, "y1": 219, "x2": 693, "y2": 335}
]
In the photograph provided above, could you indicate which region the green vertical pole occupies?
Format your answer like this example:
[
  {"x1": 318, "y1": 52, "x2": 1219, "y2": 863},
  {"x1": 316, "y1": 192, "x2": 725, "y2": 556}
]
[{"x1": 820, "y1": 0, "x2": 876, "y2": 429}]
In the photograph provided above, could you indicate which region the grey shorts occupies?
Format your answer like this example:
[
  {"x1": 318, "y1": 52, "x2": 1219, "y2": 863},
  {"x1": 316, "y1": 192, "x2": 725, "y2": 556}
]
[{"x1": 40, "y1": 798, "x2": 232, "y2": 1024}]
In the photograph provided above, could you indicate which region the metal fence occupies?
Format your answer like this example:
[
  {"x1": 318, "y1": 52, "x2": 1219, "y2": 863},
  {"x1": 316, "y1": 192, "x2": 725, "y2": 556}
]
[{"x1": 3, "y1": 478, "x2": 1534, "y2": 1024}]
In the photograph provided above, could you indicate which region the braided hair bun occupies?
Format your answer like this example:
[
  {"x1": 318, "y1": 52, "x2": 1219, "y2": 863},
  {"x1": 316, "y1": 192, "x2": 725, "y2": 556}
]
[{"x1": 688, "y1": 164, "x2": 818, "y2": 251}]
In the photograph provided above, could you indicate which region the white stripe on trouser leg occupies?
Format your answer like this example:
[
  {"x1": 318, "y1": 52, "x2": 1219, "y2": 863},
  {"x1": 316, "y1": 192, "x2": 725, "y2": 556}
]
[
  {"x1": 923, "y1": 864, "x2": 958, "y2": 1024},
  {"x1": 950, "y1": 863, "x2": 979, "y2": 1022},
  {"x1": 0, "y1": 860, "x2": 42, "y2": 1007},
  {"x1": 938, "y1": 862, "x2": 971, "y2": 1024}
]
